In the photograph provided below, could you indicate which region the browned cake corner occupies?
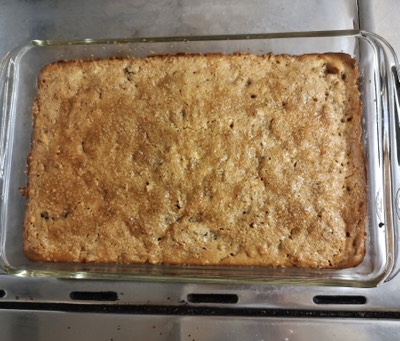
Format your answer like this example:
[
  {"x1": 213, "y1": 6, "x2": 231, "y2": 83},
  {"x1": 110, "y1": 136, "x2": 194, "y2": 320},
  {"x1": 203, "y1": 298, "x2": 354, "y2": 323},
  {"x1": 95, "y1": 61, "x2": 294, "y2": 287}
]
[{"x1": 23, "y1": 53, "x2": 366, "y2": 268}]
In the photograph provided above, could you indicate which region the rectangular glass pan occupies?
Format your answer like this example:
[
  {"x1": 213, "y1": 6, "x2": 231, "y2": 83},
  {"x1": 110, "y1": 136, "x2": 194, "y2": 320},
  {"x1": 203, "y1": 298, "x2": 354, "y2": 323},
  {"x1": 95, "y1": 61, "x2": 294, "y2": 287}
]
[{"x1": 0, "y1": 30, "x2": 399, "y2": 287}]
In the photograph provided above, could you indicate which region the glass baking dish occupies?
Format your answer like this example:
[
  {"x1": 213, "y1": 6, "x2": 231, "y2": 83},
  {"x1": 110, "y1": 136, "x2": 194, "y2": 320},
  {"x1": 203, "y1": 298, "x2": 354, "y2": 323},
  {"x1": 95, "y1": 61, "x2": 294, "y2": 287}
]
[{"x1": 0, "y1": 30, "x2": 399, "y2": 287}]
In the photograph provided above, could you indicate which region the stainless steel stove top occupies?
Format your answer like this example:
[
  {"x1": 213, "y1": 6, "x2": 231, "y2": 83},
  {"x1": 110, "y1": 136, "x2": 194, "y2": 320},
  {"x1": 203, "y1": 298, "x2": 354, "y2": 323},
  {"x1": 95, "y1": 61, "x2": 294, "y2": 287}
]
[{"x1": 0, "y1": 0, "x2": 399, "y2": 339}]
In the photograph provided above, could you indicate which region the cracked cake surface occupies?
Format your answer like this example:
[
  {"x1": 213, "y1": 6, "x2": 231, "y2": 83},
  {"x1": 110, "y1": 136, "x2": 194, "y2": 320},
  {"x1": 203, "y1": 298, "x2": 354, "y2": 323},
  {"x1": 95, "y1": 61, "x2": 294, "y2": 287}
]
[{"x1": 24, "y1": 53, "x2": 366, "y2": 268}]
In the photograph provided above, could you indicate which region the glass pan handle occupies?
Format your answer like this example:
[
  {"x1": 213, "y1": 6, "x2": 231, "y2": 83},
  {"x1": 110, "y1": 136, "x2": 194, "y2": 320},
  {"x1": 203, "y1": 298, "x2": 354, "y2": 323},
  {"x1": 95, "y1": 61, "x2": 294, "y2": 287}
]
[{"x1": 385, "y1": 65, "x2": 400, "y2": 282}]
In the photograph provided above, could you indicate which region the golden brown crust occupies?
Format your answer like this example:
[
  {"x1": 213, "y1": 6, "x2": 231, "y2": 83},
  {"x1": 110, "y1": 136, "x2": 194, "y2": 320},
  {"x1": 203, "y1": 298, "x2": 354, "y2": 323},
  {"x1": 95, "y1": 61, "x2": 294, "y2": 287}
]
[{"x1": 24, "y1": 53, "x2": 366, "y2": 268}]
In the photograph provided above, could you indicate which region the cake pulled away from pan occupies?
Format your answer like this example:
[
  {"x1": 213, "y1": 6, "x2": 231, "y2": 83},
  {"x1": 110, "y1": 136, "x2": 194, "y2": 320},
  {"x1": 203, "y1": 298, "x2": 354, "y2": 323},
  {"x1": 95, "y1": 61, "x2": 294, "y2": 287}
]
[{"x1": 23, "y1": 53, "x2": 366, "y2": 268}]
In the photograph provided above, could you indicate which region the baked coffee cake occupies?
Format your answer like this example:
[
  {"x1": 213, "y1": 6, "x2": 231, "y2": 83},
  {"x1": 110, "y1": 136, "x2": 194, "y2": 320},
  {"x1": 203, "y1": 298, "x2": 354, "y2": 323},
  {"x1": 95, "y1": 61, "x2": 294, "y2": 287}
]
[{"x1": 24, "y1": 53, "x2": 366, "y2": 268}]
